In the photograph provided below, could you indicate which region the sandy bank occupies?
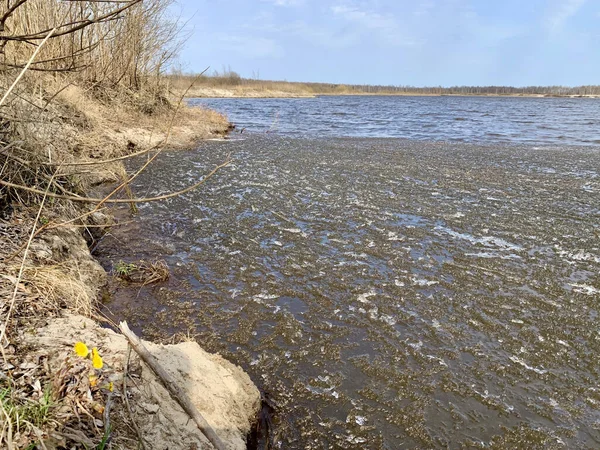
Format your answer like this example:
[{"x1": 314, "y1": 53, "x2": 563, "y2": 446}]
[
  {"x1": 183, "y1": 86, "x2": 315, "y2": 98},
  {"x1": 23, "y1": 315, "x2": 260, "y2": 449},
  {"x1": 1, "y1": 82, "x2": 261, "y2": 448}
]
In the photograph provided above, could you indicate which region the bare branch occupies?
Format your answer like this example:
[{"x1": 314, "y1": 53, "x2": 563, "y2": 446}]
[{"x1": 0, "y1": 159, "x2": 232, "y2": 203}]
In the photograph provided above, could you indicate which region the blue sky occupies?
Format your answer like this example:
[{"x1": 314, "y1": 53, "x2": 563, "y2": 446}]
[{"x1": 170, "y1": 0, "x2": 599, "y2": 87}]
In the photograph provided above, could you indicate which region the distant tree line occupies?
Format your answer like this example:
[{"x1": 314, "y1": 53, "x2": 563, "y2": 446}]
[
  {"x1": 337, "y1": 84, "x2": 600, "y2": 96},
  {"x1": 167, "y1": 70, "x2": 600, "y2": 97}
]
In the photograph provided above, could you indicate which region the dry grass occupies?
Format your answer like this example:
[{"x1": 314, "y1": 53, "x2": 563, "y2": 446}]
[
  {"x1": 0, "y1": 261, "x2": 94, "y2": 332},
  {"x1": 168, "y1": 73, "x2": 600, "y2": 98},
  {"x1": 113, "y1": 259, "x2": 169, "y2": 286},
  {"x1": 0, "y1": 2, "x2": 233, "y2": 448},
  {"x1": 2, "y1": 0, "x2": 182, "y2": 90},
  {"x1": 19, "y1": 264, "x2": 94, "y2": 316}
]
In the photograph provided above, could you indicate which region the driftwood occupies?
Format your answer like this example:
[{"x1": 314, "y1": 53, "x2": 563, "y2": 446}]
[{"x1": 118, "y1": 321, "x2": 228, "y2": 450}]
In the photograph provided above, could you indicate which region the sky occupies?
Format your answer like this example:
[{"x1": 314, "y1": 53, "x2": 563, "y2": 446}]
[{"x1": 169, "y1": 0, "x2": 600, "y2": 87}]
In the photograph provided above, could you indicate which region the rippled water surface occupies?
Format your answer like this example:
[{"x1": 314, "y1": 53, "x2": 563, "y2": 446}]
[
  {"x1": 98, "y1": 98, "x2": 600, "y2": 449},
  {"x1": 191, "y1": 96, "x2": 600, "y2": 146}
]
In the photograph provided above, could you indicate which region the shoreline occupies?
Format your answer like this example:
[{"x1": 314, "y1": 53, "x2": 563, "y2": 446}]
[
  {"x1": 1, "y1": 88, "x2": 261, "y2": 449},
  {"x1": 178, "y1": 86, "x2": 600, "y2": 100}
]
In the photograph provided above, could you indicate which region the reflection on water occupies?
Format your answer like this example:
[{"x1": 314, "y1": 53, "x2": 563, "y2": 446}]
[
  {"x1": 191, "y1": 96, "x2": 600, "y2": 146},
  {"x1": 97, "y1": 136, "x2": 600, "y2": 449}
]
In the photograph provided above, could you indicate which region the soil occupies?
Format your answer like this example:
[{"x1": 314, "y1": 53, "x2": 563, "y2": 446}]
[
  {"x1": 1, "y1": 96, "x2": 261, "y2": 448},
  {"x1": 23, "y1": 315, "x2": 260, "y2": 449}
]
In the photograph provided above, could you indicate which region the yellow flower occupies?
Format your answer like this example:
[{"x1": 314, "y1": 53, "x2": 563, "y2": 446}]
[
  {"x1": 91, "y1": 347, "x2": 103, "y2": 370},
  {"x1": 89, "y1": 375, "x2": 99, "y2": 387},
  {"x1": 92, "y1": 402, "x2": 105, "y2": 415},
  {"x1": 74, "y1": 342, "x2": 89, "y2": 358}
]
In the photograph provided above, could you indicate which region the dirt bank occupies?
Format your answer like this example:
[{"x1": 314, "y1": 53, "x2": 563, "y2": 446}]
[
  {"x1": 23, "y1": 315, "x2": 260, "y2": 449},
  {"x1": 0, "y1": 83, "x2": 261, "y2": 448}
]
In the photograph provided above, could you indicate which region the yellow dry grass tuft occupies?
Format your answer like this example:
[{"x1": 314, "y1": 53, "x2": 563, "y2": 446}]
[
  {"x1": 17, "y1": 264, "x2": 94, "y2": 317},
  {"x1": 0, "y1": 2, "x2": 234, "y2": 448}
]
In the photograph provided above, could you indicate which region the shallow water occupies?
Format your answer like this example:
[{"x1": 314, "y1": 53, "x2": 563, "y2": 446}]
[
  {"x1": 192, "y1": 96, "x2": 600, "y2": 146},
  {"x1": 97, "y1": 99, "x2": 600, "y2": 449}
]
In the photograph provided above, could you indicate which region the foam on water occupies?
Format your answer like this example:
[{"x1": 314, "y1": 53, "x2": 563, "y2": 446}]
[{"x1": 98, "y1": 135, "x2": 600, "y2": 448}]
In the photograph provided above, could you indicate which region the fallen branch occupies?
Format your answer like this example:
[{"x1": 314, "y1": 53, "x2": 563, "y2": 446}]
[{"x1": 118, "y1": 322, "x2": 227, "y2": 450}]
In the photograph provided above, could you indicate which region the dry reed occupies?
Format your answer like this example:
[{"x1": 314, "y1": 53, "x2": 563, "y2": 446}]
[
  {"x1": 168, "y1": 71, "x2": 600, "y2": 97},
  {"x1": 0, "y1": 3, "x2": 230, "y2": 447}
]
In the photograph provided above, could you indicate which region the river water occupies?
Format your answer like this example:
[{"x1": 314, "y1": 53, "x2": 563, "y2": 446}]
[
  {"x1": 194, "y1": 95, "x2": 600, "y2": 146},
  {"x1": 97, "y1": 96, "x2": 600, "y2": 449}
]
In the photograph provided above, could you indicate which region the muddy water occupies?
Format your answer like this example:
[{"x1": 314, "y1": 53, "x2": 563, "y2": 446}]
[{"x1": 97, "y1": 134, "x2": 600, "y2": 448}]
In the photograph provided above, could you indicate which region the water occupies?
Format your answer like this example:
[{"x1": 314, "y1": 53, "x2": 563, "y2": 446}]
[
  {"x1": 191, "y1": 95, "x2": 600, "y2": 146},
  {"x1": 97, "y1": 97, "x2": 600, "y2": 449}
]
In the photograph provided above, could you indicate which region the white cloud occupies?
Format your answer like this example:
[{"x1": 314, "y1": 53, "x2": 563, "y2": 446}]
[
  {"x1": 331, "y1": 5, "x2": 395, "y2": 31},
  {"x1": 331, "y1": 4, "x2": 422, "y2": 47},
  {"x1": 545, "y1": 0, "x2": 587, "y2": 32},
  {"x1": 413, "y1": 0, "x2": 435, "y2": 17},
  {"x1": 287, "y1": 20, "x2": 359, "y2": 48},
  {"x1": 215, "y1": 34, "x2": 285, "y2": 59},
  {"x1": 241, "y1": 15, "x2": 360, "y2": 49},
  {"x1": 262, "y1": 0, "x2": 305, "y2": 6}
]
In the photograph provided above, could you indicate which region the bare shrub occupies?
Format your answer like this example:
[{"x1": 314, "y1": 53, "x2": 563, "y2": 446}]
[
  {"x1": 1, "y1": 0, "x2": 183, "y2": 91},
  {"x1": 0, "y1": 0, "x2": 192, "y2": 208}
]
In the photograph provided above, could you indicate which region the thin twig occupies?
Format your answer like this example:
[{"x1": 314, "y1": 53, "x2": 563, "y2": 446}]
[
  {"x1": 23, "y1": 422, "x2": 48, "y2": 450},
  {"x1": 0, "y1": 28, "x2": 56, "y2": 107},
  {"x1": 0, "y1": 399, "x2": 14, "y2": 450},
  {"x1": 103, "y1": 391, "x2": 113, "y2": 447},
  {"x1": 0, "y1": 168, "x2": 57, "y2": 361},
  {"x1": 0, "y1": 158, "x2": 231, "y2": 204},
  {"x1": 123, "y1": 345, "x2": 146, "y2": 450},
  {"x1": 1, "y1": 1, "x2": 143, "y2": 41},
  {"x1": 43, "y1": 144, "x2": 164, "y2": 167}
]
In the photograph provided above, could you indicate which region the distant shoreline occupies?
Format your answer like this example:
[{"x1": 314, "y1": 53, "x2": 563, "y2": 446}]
[
  {"x1": 178, "y1": 86, "x2": 600, "y2": 100},
  {"x1": 167, "y1": 75, "x2": 600, "y2": 100},
  {"x1": 187, "y1": 92, "x2": 600, "y2": 100}
]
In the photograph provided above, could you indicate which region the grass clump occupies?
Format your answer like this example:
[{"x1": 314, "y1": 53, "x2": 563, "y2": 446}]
[
  {"x1": 113, "y1": 259, "x2": 169, "y2": 285},
  {"x1": 0, "y1": 385, "x2": 53, "y2": 428},
  {"x1": 114, "y1": 261, "x2": 138, "y2": 279},
  {"x1": 0, "y1": 383, "x2": 54, "y2": 448}
]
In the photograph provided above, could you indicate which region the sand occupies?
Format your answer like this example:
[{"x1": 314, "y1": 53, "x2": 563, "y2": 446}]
[{"x1": 24, "y1": 315, "x2": 260, "y2": 449}]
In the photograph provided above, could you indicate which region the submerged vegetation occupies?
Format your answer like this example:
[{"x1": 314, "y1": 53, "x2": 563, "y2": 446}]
[{"x1": 113, "y1": 259, "x2": 169, "y2": 285}]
